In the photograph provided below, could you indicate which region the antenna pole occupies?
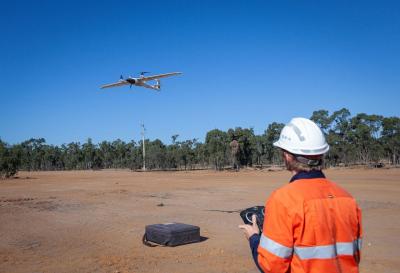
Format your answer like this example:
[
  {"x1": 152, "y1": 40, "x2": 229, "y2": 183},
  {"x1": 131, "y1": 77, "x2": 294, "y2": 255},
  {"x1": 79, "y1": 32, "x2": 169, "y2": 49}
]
[{"x1": 141, "y1": 123, "x2": 146, "y2": 171}]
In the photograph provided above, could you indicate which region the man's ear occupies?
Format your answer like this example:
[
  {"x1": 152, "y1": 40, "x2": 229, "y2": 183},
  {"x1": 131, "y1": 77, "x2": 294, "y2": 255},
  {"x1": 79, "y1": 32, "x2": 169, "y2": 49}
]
[{"x1": 283, "y1": 151, "x2": 291, "y2": 162}]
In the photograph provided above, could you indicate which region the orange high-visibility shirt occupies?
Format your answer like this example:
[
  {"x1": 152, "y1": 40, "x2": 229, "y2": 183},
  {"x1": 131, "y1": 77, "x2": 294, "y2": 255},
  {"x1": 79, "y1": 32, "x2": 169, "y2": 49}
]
[{"x1": 257, "y1": 172, "x2": 362, "y2": 273}]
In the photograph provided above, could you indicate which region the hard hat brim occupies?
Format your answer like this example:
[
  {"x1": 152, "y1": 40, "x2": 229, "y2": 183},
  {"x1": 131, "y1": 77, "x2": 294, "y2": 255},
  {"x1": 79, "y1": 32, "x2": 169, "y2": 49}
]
[{"x1": 273, "y1": 140, "x2": 329, "y2": 156}]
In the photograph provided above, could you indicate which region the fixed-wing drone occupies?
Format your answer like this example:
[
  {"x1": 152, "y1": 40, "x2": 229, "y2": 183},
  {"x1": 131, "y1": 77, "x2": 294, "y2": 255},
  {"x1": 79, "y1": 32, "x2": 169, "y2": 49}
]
[{"x1": 101, "y1": 71, "x2": 182, "y2": 91}]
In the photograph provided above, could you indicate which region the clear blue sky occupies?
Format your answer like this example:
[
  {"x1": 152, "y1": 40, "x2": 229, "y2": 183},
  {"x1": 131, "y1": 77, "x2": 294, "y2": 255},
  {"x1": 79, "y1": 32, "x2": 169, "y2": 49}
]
[{"x1": 1, "y1": 0, "x2": 399, "y2": 145}]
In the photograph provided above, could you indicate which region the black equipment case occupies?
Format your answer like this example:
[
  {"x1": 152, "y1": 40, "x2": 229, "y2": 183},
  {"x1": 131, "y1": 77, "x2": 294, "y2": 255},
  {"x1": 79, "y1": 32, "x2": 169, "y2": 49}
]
[{"x1": 143, "y1": 223, "x2": 200, "y2": 247}]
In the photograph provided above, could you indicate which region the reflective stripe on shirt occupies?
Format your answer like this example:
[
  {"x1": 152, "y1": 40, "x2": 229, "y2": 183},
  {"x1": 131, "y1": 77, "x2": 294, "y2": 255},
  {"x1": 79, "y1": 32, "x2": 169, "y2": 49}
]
[
  {"x1": 294, "y1": 239, "x2": 362, "y2": 260},
  {"x1": 260, "y1": 234, "x2": 362, "y2": 260},
  {"x1": 259, "y1": 234, "x2": 293, "y2": 259}
]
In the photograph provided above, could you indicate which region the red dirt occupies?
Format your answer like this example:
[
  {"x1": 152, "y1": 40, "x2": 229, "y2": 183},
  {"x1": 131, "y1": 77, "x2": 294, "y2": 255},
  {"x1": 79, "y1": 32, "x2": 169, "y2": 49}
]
[{"x1": 1, "y1": 168, "x2": 399, "y2": 273}]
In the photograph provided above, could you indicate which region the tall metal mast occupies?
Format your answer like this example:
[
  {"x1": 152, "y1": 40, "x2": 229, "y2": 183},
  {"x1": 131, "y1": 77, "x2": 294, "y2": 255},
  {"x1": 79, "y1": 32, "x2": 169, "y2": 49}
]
[{"x1": 141, "y1": 123, "x2": 146, "y2": 171}]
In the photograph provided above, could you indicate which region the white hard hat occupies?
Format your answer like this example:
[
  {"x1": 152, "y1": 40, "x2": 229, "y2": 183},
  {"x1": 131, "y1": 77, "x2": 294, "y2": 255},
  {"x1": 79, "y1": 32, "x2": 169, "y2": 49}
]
[{"x1": 273, "y1": 117, "x2": 329, "y2": 156}]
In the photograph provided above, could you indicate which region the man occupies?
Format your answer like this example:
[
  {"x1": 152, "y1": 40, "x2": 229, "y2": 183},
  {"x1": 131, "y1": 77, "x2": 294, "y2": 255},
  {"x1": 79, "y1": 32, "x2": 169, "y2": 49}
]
[{"x1": 239, "y1": 117, "x2": 362, "y2": 273}]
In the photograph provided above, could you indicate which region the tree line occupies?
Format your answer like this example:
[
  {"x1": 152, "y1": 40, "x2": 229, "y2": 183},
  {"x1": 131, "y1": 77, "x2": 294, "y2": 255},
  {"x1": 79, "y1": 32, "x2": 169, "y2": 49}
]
[{"x1": 1, "y1": 108, "x2": 399, "y2": 178}]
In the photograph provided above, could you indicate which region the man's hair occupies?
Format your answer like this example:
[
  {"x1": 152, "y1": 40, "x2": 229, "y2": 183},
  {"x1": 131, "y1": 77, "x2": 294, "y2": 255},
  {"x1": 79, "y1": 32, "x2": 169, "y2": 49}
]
[{"x1": 284, "y1": 152, "x2": 324, "y2": 172}]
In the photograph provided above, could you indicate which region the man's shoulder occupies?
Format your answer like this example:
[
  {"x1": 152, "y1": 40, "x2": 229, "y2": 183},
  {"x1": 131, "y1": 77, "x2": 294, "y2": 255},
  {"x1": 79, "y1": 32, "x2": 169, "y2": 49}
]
[
  {"x1": 268, "y1": 182, "x2": 305, "y2": 204},
  {"x1": 272, "y1": 177, "x2": 354, "y2": 200},
  {"x1": 323, "y1": 178, "x2": 354, "y2": 198}
]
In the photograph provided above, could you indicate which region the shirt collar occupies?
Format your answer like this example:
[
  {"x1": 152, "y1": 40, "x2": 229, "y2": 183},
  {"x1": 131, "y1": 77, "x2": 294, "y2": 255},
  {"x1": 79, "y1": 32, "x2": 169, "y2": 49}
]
[{"x1": 290, "y1": 170, "x2": 325, "y2": 183}]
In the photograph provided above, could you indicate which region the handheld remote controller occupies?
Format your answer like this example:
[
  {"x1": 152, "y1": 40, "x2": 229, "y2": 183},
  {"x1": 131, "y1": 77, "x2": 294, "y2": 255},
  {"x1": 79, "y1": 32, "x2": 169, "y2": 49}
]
[{"x1": 239, "y1": 206, "x2": 265, "y2": 232}]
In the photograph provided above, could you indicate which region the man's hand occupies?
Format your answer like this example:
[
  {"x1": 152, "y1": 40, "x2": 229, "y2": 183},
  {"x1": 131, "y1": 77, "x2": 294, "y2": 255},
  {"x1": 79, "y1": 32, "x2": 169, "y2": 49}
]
[{"x1": 238, "y1": 214, "x2": 260, "y2": 240}]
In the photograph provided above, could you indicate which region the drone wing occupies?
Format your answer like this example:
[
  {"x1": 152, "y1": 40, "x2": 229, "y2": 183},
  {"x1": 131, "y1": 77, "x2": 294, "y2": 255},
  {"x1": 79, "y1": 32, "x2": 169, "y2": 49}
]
[
  {"x1": 141, "y1": 82, "x2": 160, "y2": 91},
  {"x1": 101, "y1": 80, "x2": 129, "y2": 89},
  {"x1": 141, "y1": 72, "x2": 182, "y2": 81}
]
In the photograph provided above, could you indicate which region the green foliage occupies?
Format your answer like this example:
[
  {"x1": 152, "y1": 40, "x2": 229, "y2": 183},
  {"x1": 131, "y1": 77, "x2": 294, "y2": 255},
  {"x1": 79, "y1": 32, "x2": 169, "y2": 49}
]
[
  {"x1": 264, "y1": 122, "x2": 285, "y2": 165},
  {"x1": 146, "y1": 139, "x2": 167, "y2": 169},
  {"x1": 2, "y1": 109, "x2": 399, "y2": 171},
  {"x1": 0, "y1": 140, "x2": 20, "y2": 178},
  {"x1": 311, "y1": 110, "x2": 331, "y2": 134},
  {"x1": 381, "y1": 117, "x2": 400, "y2": 164},
  {"x1": 205, "y1": 129, "x2": 229, "y2": 170},
  {"x1": 227, "y1": 127, "x2": 255, "y2": 166}
]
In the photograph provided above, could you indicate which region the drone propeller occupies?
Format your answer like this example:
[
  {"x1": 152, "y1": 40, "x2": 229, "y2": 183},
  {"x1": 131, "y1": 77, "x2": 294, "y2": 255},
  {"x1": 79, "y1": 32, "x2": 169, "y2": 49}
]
[
  {"x1": 120, "y1": 75, "x2": 124, "y2": 80},
  {"x1": 140, "y1": 71, "x2": 150, "y2": 76}
]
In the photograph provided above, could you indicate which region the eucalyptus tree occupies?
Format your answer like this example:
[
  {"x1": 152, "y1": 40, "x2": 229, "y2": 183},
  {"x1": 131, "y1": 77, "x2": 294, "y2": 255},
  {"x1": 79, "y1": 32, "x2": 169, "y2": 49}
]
[
  {"x1": 311, "y1": 110, "x2": 331, "y2": 134},
  {"x1": 325, "y1": 108, "x2": 352, "y2": 166},
  {"x1": 18, "y1": 138, "x2": 46, "y2": 170},
  {"x1": 227, "y1": 127, "x2": 256, "y2": 166},
  {"x1": 193, "y1": 142, "x2": 207, "y2": 169},
  {"x1": 179, "y1": 139, "x2": 197, "y2": 170},
  {"x1": 252, "y1": 135, "x2": 267, "y2": 166},
  {"x1": 43, "y1": 145, "x2": 64, "y2": 170},
  {"x1": 99, "y1": 141, "x2": 114, "y2": 169},
  {"x1": 126, "y1": 140, "x2": 141, "y2": 170},
  {"x1": 264, "y1": 122, "x2": 285, "y2": 165},
  {"x1": 205, "y1": 129, "x2": 229, "y2": 170},
  {"x1": 112, "y1": 139, "x2": 128, "y2": 168},
  {"x1": 82, "y1": 138, "x2": 96, "y2": 169},
  {"x1": 63, "y1": 142, "x2": 83, "y2": 170},
  {"x1": 31, "y1": 138, "x2": 46, "y2": 170},
  {"x1": 381, "y1": 116, "x2": 400, "y2": 165},
  {"x1": 165, "y1": 135, "x2": 180, "y2": 169},
  {"x1": 0, "y1": 140, "x2": 20, "y2": 178},
  {"x1": 145, "y1": 139, "x2": 167, "y2": 170},
  {"x1": 348, "y1": 114, "x2": 383, "y2": 164}
]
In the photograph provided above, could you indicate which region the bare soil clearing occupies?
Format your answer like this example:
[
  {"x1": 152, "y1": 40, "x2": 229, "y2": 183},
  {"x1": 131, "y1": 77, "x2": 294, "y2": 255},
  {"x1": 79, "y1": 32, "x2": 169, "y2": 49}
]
[{"x1": 1, "y1": 169, "x2": 399, "y2": 273}]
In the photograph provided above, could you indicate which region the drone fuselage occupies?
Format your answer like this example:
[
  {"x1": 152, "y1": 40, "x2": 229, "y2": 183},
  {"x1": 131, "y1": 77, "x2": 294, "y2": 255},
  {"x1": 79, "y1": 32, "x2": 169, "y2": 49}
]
[{"x1": 126, "y1": 78, "x2": 137, "y2": 85}]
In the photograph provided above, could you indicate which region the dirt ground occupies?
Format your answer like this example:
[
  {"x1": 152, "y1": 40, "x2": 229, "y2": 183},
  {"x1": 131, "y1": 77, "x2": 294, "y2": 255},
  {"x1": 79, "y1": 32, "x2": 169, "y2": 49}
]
[{"x1": 0, "y1": 168, "x2": 399, "y2": 273}]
